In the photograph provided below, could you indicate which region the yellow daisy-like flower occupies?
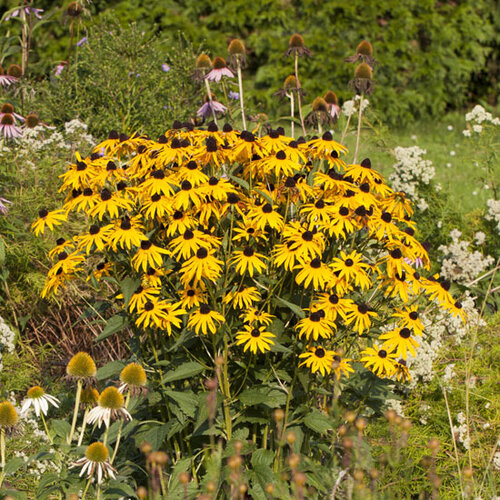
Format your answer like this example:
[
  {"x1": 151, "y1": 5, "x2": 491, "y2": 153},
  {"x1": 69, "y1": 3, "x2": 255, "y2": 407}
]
[
  {"x1": 240, "y1": 307, "x2": 275, "y2": 326},
  {"x1": 135, "y1": 298, "x2": 171, "y2": 329},
  {"x1": 235, "y1": 325, "x2": 275, "y2": 354},
  {"x1": 223, "y1": 287, "x2": 261, "y2": 310},
  {"x1": 131, "y1": 240, "x2": 169, "y2": 272},
  {"x1": 178, "y1": 286, "x2": 206, "y2": 310},
  {"x1": 330, "y1": 250, "x2": 371, "y2": 290},
  {"x1": 248, "y1": 202, "x2": 284, "y2": 231},
  {"x1": 332, "y1": 353, "x2": 355, "y2": 380},
  {"x1": 77, "y1": 224, "x2": 113, "y2": 254},
  {"x1": 108, "y1": 217, "x2": 147, "y2": 251},
  {"x1": 126, "y1": 285, "x2": 160, "y2": 313},
  {"x1": 295, "y1": 257, "x2": 333, "y2": 290},
  {"x1": 161, "y1": 302, "x2": 186, "y2": 336},
  {"x1": 360, "y1": 344, "x2": 398, "y2": 378},
  {"x1": 31, "y1": 208, "x2": 68, "y2": 236},
  {"x1": 344, "y1": 303, "x2": 378, "y2": 335},
  {"x1": 168, "y1": 229, "x2": 212, "y2": 261},
  {"x1": 379, "y1": 327, "x2": 419, "y2": 360},
  {"x1": 392, "y1": 305, "x2": 424, "y2": 336},
  {"x1": 295, "y1": 310, "x2": 336, "y2": 341},
  {"x1": 393, "y1": 358, "x2": 411, "y2": 382},
  {"x1": 230, "y1": 247, "x2": 267, "y2": 277},
  {"x1": 187, "y1": 304, "x2": 225, "y2": 335},
  {"x1": 180, "y1": 247, "x2": 223, "y2": 285},
  {"x1": 299, "y1": 346, "x2": 336, "y2": 376}
]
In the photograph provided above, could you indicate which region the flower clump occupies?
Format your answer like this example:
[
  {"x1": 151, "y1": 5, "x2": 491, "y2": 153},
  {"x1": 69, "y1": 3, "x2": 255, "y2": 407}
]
[{"x1": 34, "y1": 126, "x2": 465, "y2": 380}]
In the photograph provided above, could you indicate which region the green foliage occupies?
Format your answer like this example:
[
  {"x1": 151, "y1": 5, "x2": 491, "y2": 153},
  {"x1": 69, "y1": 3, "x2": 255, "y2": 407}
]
[{"x1": 30, "y1": 18, "x2": 200, "y2": 138}]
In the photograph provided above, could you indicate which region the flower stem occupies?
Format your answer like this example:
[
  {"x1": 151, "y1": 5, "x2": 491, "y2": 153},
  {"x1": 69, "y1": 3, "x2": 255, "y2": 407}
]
[
  {"x1": 110, "y1": 391, "x2": 130, "y2": 464},
  {"x1": 0, "y1": 429, "x2": 5, "y2": 488},
  {"x1": 77, "y1": 408, "x2": 89, "y2": 446},
  {"x1": 236, "y1": 63, "x2": 247, "y2": 130},
  {"x1": 204, "y1": 79, "x2": 218, "y2": 126},
  {"x1": 67, "y1": 379, "x2": 82, "y2": 444},
  {"x1": 353, "y1": 93, "x2": 364, "y2": 164},
  {"x1": 81, "y1": 477, "x2": 92, "y2": 500},
  {"x1": 221, "y1": 79, "x2": 233, "y2": 121},
  {"x1": 340, "y1": 113, "x2": 352, "y2": 145},
  {"x1": 40, "y1": 412, "x2": 53, "y2": 444},
  {"x1": 294, "y1": 53, "x2": 307, "y2": 136},
  {"x1": 289, "y1": 94, "x2": 295, "y2": 138}
]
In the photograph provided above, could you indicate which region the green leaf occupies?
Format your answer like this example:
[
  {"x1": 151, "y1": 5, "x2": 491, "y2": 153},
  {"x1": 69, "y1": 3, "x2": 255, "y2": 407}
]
[
  {"x1": 120, "y1": 276, "x2": 140, "y2": 307},
  {"x1": 51, "y1": 419, "x2": 71, "y2": 440},
  {"x1": 239, "y1": 388, "x2": 269, "y2": 406},
  {"x1": 250, "y1": 448, "x2": 274, "y2": 467},
  {"x1": 275, "y1": 297, "x2": 305, "y2": 318},
  {"x1": 165, "y1": 389, "x2": 198, "y2": 418},
  {"x1": 229, "y1": 174, "x2": 249, "y2": 191},
  {"x1": 304, "y1": 409, "x2": 334, "y2": 434},
  {"x1": 104, "y1": 481, "x2": 137, "y2": 498},
  {"x1": 134, "y1": 421, "x2": 169, "y2": 450},
  {"x1": 254, "y1": 188, "x2": 273, "y2": 205},
  {"x1": 95, "y1": 314, "x2": 128, "y2": 342},
  {"x1": 96, "y1": 360, "x2": 126, "y2": 380},
  {"x1": 162, "y1": 361, "x2": 204, "y2": 383},
  {"x1": 0, "y1": 490, "x2": 27, "y2": 500},
  {"x1": 0, "y1": 238, "x2": 5, "y2": 267},
  {"x1": 4, "y1": 457, "x2": 24, "y2": 474}
]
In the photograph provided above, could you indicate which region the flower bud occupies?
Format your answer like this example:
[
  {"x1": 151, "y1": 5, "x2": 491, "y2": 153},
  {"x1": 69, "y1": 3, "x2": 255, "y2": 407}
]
[
  {"x1": 311, "y1": 97, "x2": 328, "y2": 113},
  {"x1": 357, "y1": 40, "x2": 373, "y2": 56},
  {"x1": 195, "y1": 54, "x2": 212, "y2": 70},
  {"x1": 355, "y1": 63, "x2": 373, "y2": 80},
  {"x1": 228, "y1": 39, "x2": 245, "y2": 56},
  {"x1": 289, "y1": 34, "x2": 305, "y2": 48}
]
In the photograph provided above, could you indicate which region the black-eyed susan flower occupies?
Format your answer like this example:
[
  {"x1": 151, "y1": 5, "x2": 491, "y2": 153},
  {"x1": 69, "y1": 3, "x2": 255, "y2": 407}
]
[
  {"x1": 313, "y1": 293, "x2": 353, "y2": 321},
  {"x1": 383, "y1": 272, "x2": 412, "y2": 303},
  {"x1": 331, "y1": 250, "x2": 372, "y2": 290},
  {"x1": 392, "y1": 306, "x2": 424, "y2": 336},
  {"x1": 230, "y1": 246, "x2": 267, "y2": 277},
  {"x1": 178, "y1": 286, "x2": 206, "y2": 310},
  {"x1": 141, "y1": 193, "x2": 173, "y2": 220},
  {"x1": 379, "y1": 327, "x2": 419, "y2": 359},
  {"x1": 131, "y1": 240, "x2": 169, "y2": 272},
  {"x1": 332, "y1": 353, "x2": 354, "y2": 380},
  {"x1": 180, "y1": 247, "x2": 223, "y2": 285},
  {"x1": 295, "y1": 257, "x2": 333, "y2": 290},
  {"x1": 307, "y1": 132, "x2": 347, "y2": 160},
  {"x1": 223, "y1": 286, "x2": 261, "y2": 309},
  {"x1": 31, "y1": 208, "x2": 68, "y2": 236},
  {"x1": 295, "y1": 310, "x2": 336, "y2": 341},
  {"x1": 235, "y1": 325, "x2": 275, "y2": 354},
  {"x1": 272, "y1": 241, "x2": 302, "y2": 271},
  {"x1": 77, "y1": 224, "x2": 113, "y2": 254},
  {"x1": 169, "y1": 229, "x2": 212, "y2": 261},
  {"x1": 240, "y1": 307, "x2": 274, "y2": 326},
  {"x1": 360, "y1": 344, "x2": 397, "y2": 378},
  {"x1": 299, "y1": 346, "x2": 335, "y2": 376},
  {"x1": 89, "y1": 188, "x2": 134, "y2": 221},
  {"x1": 127, "y1": 285, "x2": 160, "y2": 313},
  {"x1": 87, "y1": 387, "x2": 132, "y2": 429},
  {"x1": 393, "y1": 359, "x2": 411, "y2": 382},
  {"x1": 160, "y1": 302, "x2": 186, "y2": 336},
  {"x1": 187, "y1": 303, "x2": 225, "y2": 335},
  {"x1": 344, "y1": 303, "x2": 377, "y2": 335},
  {"x1": 71, "y1": 442, "x2": 117, "y2": 483},
  {"x1": 108, "y1": 217, "x2": 147, "y2": 251},
  {"x1": 135, "y1": 298, "x2": 172, "y2": 329},
  {"x1": 21, "y1": 386, "x2": 60, "y2": 417}
]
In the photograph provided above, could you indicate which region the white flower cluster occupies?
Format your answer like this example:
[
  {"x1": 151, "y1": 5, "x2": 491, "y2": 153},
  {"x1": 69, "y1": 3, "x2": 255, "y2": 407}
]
[
  {"x1": 485, "y1": 199, "x2": 500, "y2": 233},
  {"x1": 389, "y1": 146, "x2": 435, "y2": 212},
  {"x1": 438, "y1": 229, "x2": 494, "y2": 285},
  {"x1": 342, "y1": 95, "x2": 369, "y2": 118},
  {"x1": 463, "y1": 105, "x2": 500, "y2": 136},
  {"x1": 494, "y1": 450, "x2": 500, "y2": 470},
  {"x1": 452, "y1": 412, "x2": 470, "y2": 450},
  {"x1": 0, "y1": 315, "x2": 16, "y2": 371},
  {"x1": 385, "y1": 398, "x2": 405, "y2": 417},
  {"x1": 406, "y1": 293, "x2": 482, "y2": 387}
]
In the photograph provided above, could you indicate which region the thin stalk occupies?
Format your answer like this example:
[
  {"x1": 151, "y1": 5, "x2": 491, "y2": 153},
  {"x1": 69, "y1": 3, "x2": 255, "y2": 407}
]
[
  {"x1": 294, "y1": 54, "x2": 307, "y2": 136},
  {"x1": 289, "y1": 94, "x2": 295, "y2": 138},
  {"x1": 0, "y1": 428, "x2": 5, "y2": 468},
  {"x1": 81, "y1": 477, "x2": 92, "y2": 500},
  {"x1": 110, "y1": 391, "x2": 131, "y2": 464},
  {"x1": 40, "y1": 412, "x2": 53, "y2": 444},
  {"x1": 77, "y1": 408, "x2": 89, "y2": 446},
  {"x1": 204, "y1": 79, "x2": 218, "y2": 125},
  {"x1": 102, "y1": 426, "x2": 109, "y2": 447},
  {"x1": 340, "y1": 113, "x2": 352, "y2": 144},
  {"x1": 353, "y1": 93, "x2": 364, "y2": 163},
  {"x1": 221, "y1": 79, "x2": 233, "y2": 121},
  {"x1": 67, "y1": 379, "x2": 83, "y2": 444},
  {"x1": 236, "y1": 63, "x2": 247, "y2": 130},
  {"x1": 317, "y1": 114, "x2": 323, "y2": 135}
]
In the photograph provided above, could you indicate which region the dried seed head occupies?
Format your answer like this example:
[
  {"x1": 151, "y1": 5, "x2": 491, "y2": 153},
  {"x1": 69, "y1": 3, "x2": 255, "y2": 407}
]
[
  {"x1": 140, "y1": 442, "x2": 152, "y2": 455},
  {"x1": 228, "y1": 39, "x2": 245, "y2": 55},
  {"x1": 85, "y1": 442, "x2": 109, "y2": 462},
  {"x1": 355, "y1": 63, "x2": 373, "y2": 80},
  {"x1": 195, "y1": 54, "x2": 212, "y2": 70},
  {"x1": 178, "y1": 471, "x2": 190, "y2": 484},
  {"x1": 98, "y1": 387, "x2": 124, "y2": 410},
  {"x1": 27, "y1": 386, "x2": 45, "y2": 399},
  {"x1": 234, "y1": 440, "x2": 243, "y2": 454},
  {"x1": 284, "y1": 75, "x2": 298, "y2": 90},
  {"x1": 137, "y1": 486, "x2": 148, "y2": 500},
  {"x1": 274, "y1": 408, "x2": 285, "y2": 422},
  {"x1": 323, "y1": 91, "x2": 338, "y2": 105},
  {"x1": 338, "y1": 424, "x2": 348, "y2": 436},
  {"x1": 228, "y1": 455, "x2": 242, "y2": 469},
  {"x1": 353, "y1": 469, "x2": 364, "y2": 482},
  {"x1": 428, "y1": 437, "x2": 440, "y2": 451},
  {"x1": 357, "y1": 40, "x2": 373, "y2": 56},
  {"x1": 463, "y1": 466, "x2": 473, "y2": 479},
  {"x1": 67, "y1": 352, "x2": 97, "y2": 378},
  {"x1": 7, "y1": 64, "x2": 22, "y2": 78},
  {"x1": 385, "y1": 409, "x2": 397, "y2": 423},
  {"x1": 66, "y1": 2, "x2": 83, "y2": 17},
  {"x1": 289, "y1": 33, "x2": 305, "y2": 48},
  {"x1": 25, "y1": 113, "x2": 40, "y2": 128},
  {"x1": 265, "y1": 484, "x2": 275, "y2": 494},
  {"x1": 294, "y1": 472, "x2": 307, "y2": 487},
  {"x1": 0, "y1": 401, "x2": 18, "y2": 427},
  {"x1": 120, "y1": 363, "x2": 147, "y2": 387},
  {"x1": 81, "y1": 387, "x2": 99, "y2": 405},
  {"x1": 0, "y1": 103, "x2": 14, "y2": 114},
  {"x1": 402, "y1": 419, "x2": 412, "y2": 431},
  {"x1": 288, "y1": 453, "x2": 300, "y2": 468},
  {"x1": 311, "y1": 97, "x2": 328, "y2": 113},
  {"x1": 285, "y1": 431, "x2": 296, "y2": 444},
  {"x1": 355, "y1": 418, "x2": 367, "y2": 431},
  {"x1": 1, "y1": 114, "x2": 14, "y2": 126},
  {"x1": 345, "y1": 411, "x2": 356, "y2": 423},
  {"x1": 212, "y1": 56, "x2": 227, "y2": 70}
]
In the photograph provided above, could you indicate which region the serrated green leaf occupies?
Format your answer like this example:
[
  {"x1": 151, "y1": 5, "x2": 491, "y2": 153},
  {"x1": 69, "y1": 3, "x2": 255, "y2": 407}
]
[
  {"x1": 239, "y1": 388, "x2": 269, "y2": 406},
  {"x1": 120, "y1": 277, "x2": 140, "y2": 307},
  {"x1": 95, "y1": 314, "x2": 128, "y2": 342},
  {"x1": 4, "y1": 457, "x2": 24, "y2": 474},
  {"x1": 275, "y1": 297, "x2": 305, "y2": 318},
  {"x1": 96, "y1": 360, "x2": 126, "y2": 380},
  {"x1": 162, "y1": 361, "x2": 204, "y2": 383},
  {"x1": 165, "y1": 389, "x2": 198, "y2": 418},
  {"x1": 304, "y1": 409, "x2": 334, "y2": 434},
  {"x1": 251, "y1": 448, "x2": 274, "y2": 467},
  {"x1": 50, "y1": 419, "x2": 71, "y2": 439}
]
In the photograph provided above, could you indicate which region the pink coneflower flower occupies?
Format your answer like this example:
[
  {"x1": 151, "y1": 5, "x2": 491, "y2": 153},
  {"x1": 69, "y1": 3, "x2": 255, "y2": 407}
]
[
  {"x1": 324, "y1": 91, "x2": 341, "y2": 121},
  {"x1": 4, "y1": 6, "x2": 44, "y2": 21},
  {"x1": 0, "y1": 113, "x2": 22, "y2": 140},
  {"x1": 0, "y1": 65, "x2": 21, "y2": 87},
  {"x1": 54, "y1": 61, "x2": 68, "y2": 76},
  {"x1": 205, "y1": 57, "x2": 234, "y2": 82},
  {"x1": 197, "y1": 96, "x2": 227, "y2": 119},
  {"x1": 0, "y1": 103, "x2": 25, "y2": 124}
]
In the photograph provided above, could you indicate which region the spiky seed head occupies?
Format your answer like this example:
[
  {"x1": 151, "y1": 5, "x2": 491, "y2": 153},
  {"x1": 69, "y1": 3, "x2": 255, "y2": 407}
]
[
  {"x1": 81, "y1": 387, "x2": 99, "y2": 405},
  {"x1": 98, "y1": 387, "x2": 124, "y2": 409},
  {"x1": 228, "y1": 39, "x2": 245, "y2": 55},
  {"x1": 0, "y1": 114, "x2": 14, "y2": 126},
  {"x1": 0, "y1": 103, "x2": 14, "y2": 114},
  {"x1": 7, "y1": 64, "x2": 22, "y2": 78},
  {"x1": 27, "y1": 386, "x2": 45, "y2": 399},
  {"x1": 66, "y1": 2, "x2": 83, "y2": 17},
  {"x1": 357, "y1": 40, "x2": 373, "y2": 56},
  {"x1": 355, "y1": 63, "x2": 373, "y2": 80},
  {"x1": 311, "y1": 97, "x2": 328, "y2": 113},
  {"x1": 179, "y1": 472, "x2": 190, "y2": 484},
  {"x1": 283, "y1": 75, "x2": 298, "y2": 90},
  {"x1": 323, "y1": 91, "x2": 338, "y2": 105},
  {"x1": 120, "y1": 362, "x2": 147, "y2": 387},
  {"x1": 289, "y1": 33, "x2": 305, "y2": 48},
  {"x1": 25, "y1": 113, "x2": 39, "y2": 128},
  {"x1": 0, "y1": 401, "x2": 18, "y2": 427},
  {"x1": 85, "y1": 442, "x2": 109, "y2": 462},
  {"x1": 195, "y1": 54, "x2": 212, "y2": 70},
  {"x1": 212, "y1": 56, "x2": 227, "y2": 70},
  {"x1": 67, "y1": 352, "x2": 97, "y2": 378}
]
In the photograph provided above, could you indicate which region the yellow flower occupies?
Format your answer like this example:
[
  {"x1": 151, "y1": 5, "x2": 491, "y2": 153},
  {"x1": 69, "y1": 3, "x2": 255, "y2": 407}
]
[
  {"x1": 299, "y1": 346, "x2": 336, "y2": 376},
  {"x1": 295, "y1": 310, "x2": 336, "y2": 341},
  {"x1": 187, "y1": 304, "x2": 225, "y2": 335},
  {"x1": 223, "y1": 287, "x2": 261, "y2": 309},
  {"x1": 235, "y1": 325, "x2": 275, "y2": 353},
  {"x1": 230, "y1": 247, "x2": 267, "y2": 277},
  {"x1": 31, "y1": 208, "x2": 68, "y2": 236},
  {"x1": 360, "y1": 344, "x2": 398, "y2": 378},
  {"x1": 131, "y1": 240, "x2": 169, "y2": 272}
]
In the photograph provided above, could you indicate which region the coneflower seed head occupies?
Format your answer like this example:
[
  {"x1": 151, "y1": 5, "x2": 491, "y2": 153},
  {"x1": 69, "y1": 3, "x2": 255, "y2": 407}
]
[
  {"x1": 312, "y1": 97, "x2": 328, "y2": 113},
  {"x1": 195, "y1": 54, "x2": 212, "y2": 70},
  {"x1": 323, "y1": 91, "x2": 338, "y2": 105},
  {"x1": 120, "y1": 363, "x2": 147, "y2": 387},
  {"x1": 0, "y1": 103, "x2": 14, "y2": 114},
  {"x1": 212, "y1": 56, "x2": 227, "y2": 70},
  {"x1": 283, "y1": 75, "x2": 298, "y2": 90},
  {"x1": 27, "y1": 386, "x2": 45, "y2": 399},
  {"x1": 7, "y1": 64, "x2": 22, "y2": 78},
  {"x1": 289, "y1": 34, "x2": 305, "y2": 48},
  {"x1": 67, "y1": 352, "x2": 97, "y2": 378},
  {"x1": 81, "y1": 387, "x2": 99, "y2": 405},
  {"x1": 0, "y1": 114, "x2": 14, "y2": 126},
  {"x1": 26, "y1": 113, "x2": 39, "y2": 128},
  {"x1": 85, "y1": 442, "x2": 109, "y2": 462},
  {"x1": 355, "y1": 63, "x2": 373, "y2": 80},
  {"x1": 228, "y1": 39, "x2": 245, "y2": 55},
  {"x1": 0, "y1": 401, "x2": 18, "y2": 427},
  {"x1": 357, "y1": 40, "x2": 373, "y2": 56},
  {"x1": 99, "y1": 387, "x2": 124, "y2": 409}
]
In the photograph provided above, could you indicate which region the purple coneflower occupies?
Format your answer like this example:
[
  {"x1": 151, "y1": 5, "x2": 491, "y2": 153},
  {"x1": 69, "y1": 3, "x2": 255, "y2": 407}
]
[
  {"x1": 324, "y1": 91, "x2": 341, "y2": 121},
  {"x1": 197, "y1": 95, "x2": 227, "y2": 119},
  {"x1": 54, "y1": 62, "x2": 67, "y2": 76},
  {"x1": 0, "y1": 103, "x2": 24, "y2": 124},
  {"x1": 205, "y1": 57, "x2": 234, "y2": 83},
  {"x1": 0, "y1": 113, "x2": 22, "y2": 140},
  {"x1": 4, "y1": 6, "x2": 43, "y2": 21},
  {"x1": 0, "y1": 65, "x2": 21, "y2": 87}
]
